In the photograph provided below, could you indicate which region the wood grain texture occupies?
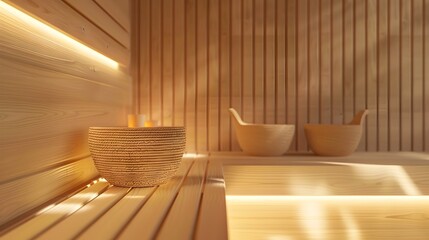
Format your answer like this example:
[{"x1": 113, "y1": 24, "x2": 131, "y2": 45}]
[
  {"x1": 195, "y1": 161, "x2": 228, "y2": 240},
  {"x1": 390, "y1": 0, "x2": 401, "y2": 151},
  {"x1": 162, "y1": 0, "x2": 174, "y2": 126},
  {"x1": 173, "y1": 0, "x2": 186, "y2": 128},
  {"x1": 64, "y1": 0, "x2": 130, "y2": 49},
  {"x1": 0, "y1": 158, "x2": 99, "y2": 227},
  {"x1": 331, "y1": 0, "x2": 344, "y2": 126},
  {"x1": 2, "y1": 153, "x2": 427, "y2": 239},
  {"x1": 219, "y1": 0, "x2": 231, "y2": 151},
  {"x1": 208, "y1": 0, "x2": 220, "y2": 151},
  {"x1": 287, "y1": 0, "x2": 298, "y2": 151},
  {"x1": 3, "y1": 0, "x2": 130, "y2": 66},
  {"x1": 0, "y1": 56, "x2": 130, "y2": 182},
  {"x1": 185, "y1": 0, "x2": 197, "y2": 152},
  {"x1": 242, "y1": 0, "x2": 254, "y2": 124},
  {"x1": 254, "y1": 0, "x2": 265, "y2": 125},
  {"x1": 78, "y1": 186, "x2": 156, "y2": 240},
  {"x1": 423, "y1": 0, "x2": 429, "y2": 152},
  {"x1": 225, "y1": 164, "x2": 429, "y2": 196},
  {"x1": 367, "y1": 0, "x2": 378, "y2": 151},
  {"x1": 276, "y1": 0, "x2": 286, "y2": 125},
  {"x1": 37, "y1": 187, "x2": 130, "y2": 239},
  {"x1": 308, "y1": 0, "x2": 320, "y2": 125},
  {"x1": 413, "y1": 0, "x2": 425, "y2": 151},
  {"x1": 343, "y1": 0, "x2": 354, "y2": 125},
  {"x1": 378, "y1": 0, "x2": 389, "y2": 151},
  {"x1": 0, "y1": 0, "x2": 131, "y2": 228},
  {"x1": 135, "y1": 0, "x2": 429, "y2": 152},
  {"x1": 1, "y1": 181, "x2": 109, "y2": 240},
  {"x1": 118, "y1": 160, "x2": 193, "y2": 240},
  {"x1": 224, "y1": 154, "x2": 429, "y2": 240},
  {"x1": 297, "y1": 0, "x2": 309, "y2": 151},
  {"x1": 354, "y1": 0, "x2": 366, "y2": 151},
  {"x1": 230, "y1": 0, "x2": 242, "y2": 151},
  {"x1": 226, "y1": 197, "x2": 429, "y2": 240},
  {"x1": 196, "y1": 0, "x2": 208, "y2": 152},
  {"x1": 401, "y1": 0, "x2": 413, "y2": 151},
  {"x1": 94, "y1": 0, "x2": 131, "y2": 32},
  {"x1": 157, "y1": 160, "x2": 208, "y2": 240},
  {"x1": 320, "y1": 0, "x2": 332, "y2": 125},
  {"x1": 139, "y1": 0, "x2": 152, "y2": 120}
]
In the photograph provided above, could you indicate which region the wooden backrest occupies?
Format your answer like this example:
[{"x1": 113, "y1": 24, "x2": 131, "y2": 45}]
[{"x1": 0, "y1": 0, "x2": 133, "y2": 227}]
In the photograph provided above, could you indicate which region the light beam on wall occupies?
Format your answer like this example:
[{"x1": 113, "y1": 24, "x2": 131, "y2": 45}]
[{"x1": 0, "y1": 0, "x2": 119, "y2": 69}]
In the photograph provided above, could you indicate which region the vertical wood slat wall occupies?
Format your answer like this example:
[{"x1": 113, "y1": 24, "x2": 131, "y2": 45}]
[{"x1": 138, "y1": 0, "x2": 429, "y2": 153}]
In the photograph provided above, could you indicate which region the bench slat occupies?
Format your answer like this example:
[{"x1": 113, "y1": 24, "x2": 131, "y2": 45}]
[
  {"x1": 77, "y1": 186, "x2": 156, "y2": 240},
  {"x1": 156, "y1": 159, "x2": 208, "y2": 240},
  {"x1": 1, "y1": 181, "x2": 109, "y2": 240},
  {"x1": 37, "y1": 186, "x2": 129, "y2": 239},
  {"x1": 118, "y1": 160, "x2": 194, "y2": 240},
  {"x1": 195, "y1": 160, "x2": 228, "y2": 240}
]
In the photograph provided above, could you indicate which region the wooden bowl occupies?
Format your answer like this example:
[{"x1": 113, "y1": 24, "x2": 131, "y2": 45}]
[
  {"x1": 230, "y1": 108, "x2": 295, "y2": 156},
  {"x1": 304, "y1": 110, "x2": 368, "y2": 156},
  {"x1": 304, "y1": 124, "x2": 363, "y2": 156},
  {"x1": 88, "y1": 127, "x2": 186, "y2": 187}
]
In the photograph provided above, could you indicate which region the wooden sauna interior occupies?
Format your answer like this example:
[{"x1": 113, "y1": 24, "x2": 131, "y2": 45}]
[{"x1": 1, "y1": 0, "x2": 429, "y2": 239}]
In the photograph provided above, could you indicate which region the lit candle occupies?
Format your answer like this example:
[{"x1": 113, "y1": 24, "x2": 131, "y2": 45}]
[
  {"x1": 128, "y1": 114, "x2": 145, "y2": 127},
  {"x1": 144, "y1": 120, "x2": 153, "y2": 127}
]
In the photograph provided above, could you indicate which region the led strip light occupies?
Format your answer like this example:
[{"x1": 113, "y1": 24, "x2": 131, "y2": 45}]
[{"x1": 0, "y1": 0, "x2": 119, "y2": 69}]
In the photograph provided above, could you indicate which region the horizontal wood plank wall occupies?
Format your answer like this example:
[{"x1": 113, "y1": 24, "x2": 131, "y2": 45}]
[
  {"x1": 138, "y1": 0, "x2": 429, "y2": 153},
  {"x1": 0, "y1": 0, "x2": 132, "y2": 227},
  {"x1": 3, "y1": 0, "x2": 131, "y2": 68}
]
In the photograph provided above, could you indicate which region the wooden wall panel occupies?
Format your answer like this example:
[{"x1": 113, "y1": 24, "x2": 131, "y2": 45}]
[
  {"x1": 196, "y1": 0, "x2": 208, "y2": 152},
  {"x1": 423, "y1": 0, "x2": 429, "y2": 151},
  {"x1": 287, "y1": 0, "x2": 297, "y2": 151},
  {"x1": 64, "y1": 0, "x2": 130, "y2": 49},
  {"x1": 367, "y1": 0, "x2": 378, "y2": 151},
  {"x1": 0, "y1": 0, "x2": 132, "y2": 227},
  {"x1": 390, "y1": 0, "x2": 401, "y2": 151},
  {"x1": 230, "y1": 0, "x2": 242, "y2": 151},
  {"x1": 94, "y1": 0, "x2": 131, "y2": 32},
  {"x1": 186, "y1": 0, "x2": 197, "y2": 153},
  {"x1": 413, "y1": 0, "x2": 425, "y2": 151},
  {"x1": 0, "y1": 158, "x2": 98, "y2": 227},
  {"x1": 138, "y1": 0, "x2": 429, "y2": 153},
  {"x1": 332, "y1": 0, "x2": 343, "y2": 126},
  {"x1": 220, "y1": 0, "x2": 231, "y2": 150},
  {"x1": 297, "y1": 0, "x2": 309, "y2": 150},
  {"x1": 355, "y1": 0, "x2": 366, "y2": 150},
  {"x1": 4, "y1": 0, "x2": 130, "y2": 67}
]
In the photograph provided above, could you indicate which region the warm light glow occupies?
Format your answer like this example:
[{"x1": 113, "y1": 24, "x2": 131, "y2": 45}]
[
  {"x1": 346, "y1": 164, "x2": 422, "y2": 195},
  {"x1": 339, "y1": 208, "x2": 362, "y2": 240},
  {"x1": 267, "y1": 236, "x2": 294, "y2": 240},
  {"x1": 226, "y1": 195, "x2": 429, "y2": 201},
  {"x1": 315, "y1": 162, "x2": 422, "y2": 196},
  {"x1": 44, "y1": 203, "x2": 85, "y2": 214},
  {"x1": 73, "y1": 192, "x2": 101, "y2": 201},
  {"x1": 36, "y1": 204, "x2": 56, "y2": 216},
  {"x1": 298, "y1": 201, "x2": 327, "y2": 240},
  {"x1": 182, "y1": 153, "x2": 209, "y2": 158},
  {"x1": 0, "y1": 1, "x2": 119, "y2": 69}
]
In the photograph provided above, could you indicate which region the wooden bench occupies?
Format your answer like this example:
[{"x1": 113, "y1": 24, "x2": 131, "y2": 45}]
[
  {"x1": 2, "y1": 152, "x2": 429, "y2": 240},
  {"x1": 0, "y1": 156, "x2": 228, "y2": 240}
]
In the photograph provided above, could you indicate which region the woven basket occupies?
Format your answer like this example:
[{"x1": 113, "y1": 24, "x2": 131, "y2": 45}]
[{"x1": 88, "y1": 127, "x2": 186, "y2": 187}]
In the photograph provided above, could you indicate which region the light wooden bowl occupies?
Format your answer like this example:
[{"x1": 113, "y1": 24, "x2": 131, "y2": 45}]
[
  {"x1": 304, "y1": 110, "x2": 369, "y2": 156},
  {"x1": 88, "y1": 127, "x2": 186, "y2": 187},
  {"x1": 229, "y1": 108, "x2": 295, "y2": 156}
]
